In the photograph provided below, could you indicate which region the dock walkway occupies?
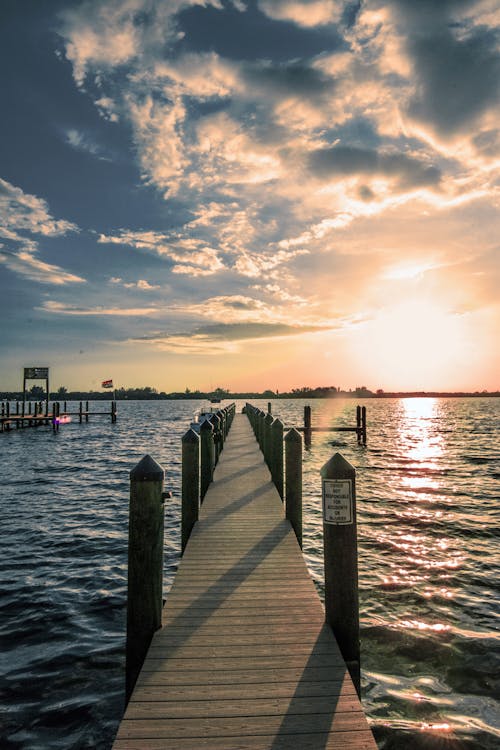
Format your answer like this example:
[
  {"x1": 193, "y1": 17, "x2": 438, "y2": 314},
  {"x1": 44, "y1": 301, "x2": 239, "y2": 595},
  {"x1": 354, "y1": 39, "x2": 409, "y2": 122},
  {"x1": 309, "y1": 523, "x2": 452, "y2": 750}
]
[{"x1": 113, "y1": 413, "x2": 376, "y2": 750}]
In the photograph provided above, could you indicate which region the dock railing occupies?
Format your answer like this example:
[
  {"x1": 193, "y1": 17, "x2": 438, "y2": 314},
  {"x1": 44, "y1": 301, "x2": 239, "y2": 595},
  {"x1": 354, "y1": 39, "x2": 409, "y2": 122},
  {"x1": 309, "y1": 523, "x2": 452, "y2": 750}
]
[
  {"x1": 244, "y1": 400, "x2": 361, "y2": 693},
  {"x1": 125, "y1": 402, "x2": 236, "y2": 701}
]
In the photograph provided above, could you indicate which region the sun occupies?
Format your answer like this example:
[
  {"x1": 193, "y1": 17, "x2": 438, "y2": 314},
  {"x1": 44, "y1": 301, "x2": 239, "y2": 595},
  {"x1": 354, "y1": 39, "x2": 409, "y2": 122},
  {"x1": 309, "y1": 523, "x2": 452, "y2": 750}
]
[{"x1": 351, "y1": 298, "x2": 467, "y2": 390}]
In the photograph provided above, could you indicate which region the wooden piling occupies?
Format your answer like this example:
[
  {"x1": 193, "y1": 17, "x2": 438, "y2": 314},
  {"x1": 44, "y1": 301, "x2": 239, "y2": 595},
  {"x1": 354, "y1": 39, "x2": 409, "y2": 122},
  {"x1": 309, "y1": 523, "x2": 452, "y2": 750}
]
[
  {"x1": 285, "y1": 427, "x2": 302, "y2": 547},
  {"x1": 200, "y1": 419, "x2": 214, "y2": 501},
  {"x1": 182, "y1": 428, "x2": 200, "y2": 555},
  {"x1": 210, "y1": 413, "x2": 222, "y2": 465},
  {"x1": 257, "y1": 409, "x2": 265, "y2": 450},
  {"x1": 263, "y1": 412, "x2": 273, "y2": 467},
  {"x1": 126, "y1": 454, "x2": 165, "y2": 703},
  {"x1": 270, "y1": 417, "x2": 284, "y2": 499},
  {"x1": 320, "y1": 452, "x2": 360, "y2": 695},
  {"x1": 304, "y1": 404, "x2": 312, "y2": 448}
]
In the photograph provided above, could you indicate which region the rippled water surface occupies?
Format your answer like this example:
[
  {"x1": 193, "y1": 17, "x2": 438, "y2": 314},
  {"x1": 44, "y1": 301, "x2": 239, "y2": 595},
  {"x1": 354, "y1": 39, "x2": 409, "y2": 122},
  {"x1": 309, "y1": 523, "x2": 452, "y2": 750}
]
[{"x1": 1, "y1": 398, "x2": 499, "y2": 749}]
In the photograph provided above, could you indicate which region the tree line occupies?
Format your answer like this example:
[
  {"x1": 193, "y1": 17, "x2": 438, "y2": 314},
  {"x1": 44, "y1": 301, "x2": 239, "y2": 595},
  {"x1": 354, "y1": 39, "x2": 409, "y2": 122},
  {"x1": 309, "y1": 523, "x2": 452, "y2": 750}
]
[{"x1": 1, "y1": 385, "x2": 498, "y2": 400}]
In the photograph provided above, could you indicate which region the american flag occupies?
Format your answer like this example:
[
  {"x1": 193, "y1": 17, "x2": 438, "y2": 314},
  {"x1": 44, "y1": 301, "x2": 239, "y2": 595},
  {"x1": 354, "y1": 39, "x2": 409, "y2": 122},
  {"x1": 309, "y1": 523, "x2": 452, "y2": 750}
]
[{"x1": 101, "y1": 379, "x2": 113, "y2": 389}]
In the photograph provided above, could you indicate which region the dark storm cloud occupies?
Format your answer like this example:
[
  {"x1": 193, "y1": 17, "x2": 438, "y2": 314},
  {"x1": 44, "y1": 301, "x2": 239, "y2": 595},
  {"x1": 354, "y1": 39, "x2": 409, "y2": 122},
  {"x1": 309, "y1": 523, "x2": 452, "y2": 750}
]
[
  {"x1": 386, "y1": 0, "x2": 500, "y2": 134},
  {"x1": 243, "y1": 59, "x2": 335, "y2": 100},
  {"x1": 408, "y1": 26, "x2": 500, "y2": 133},
  {"x1": 308, "y1": 145, "x2": 441, "y2": 189},
  {"x1": 176, "y1": 1, "x2": 345, "y2": 62}
]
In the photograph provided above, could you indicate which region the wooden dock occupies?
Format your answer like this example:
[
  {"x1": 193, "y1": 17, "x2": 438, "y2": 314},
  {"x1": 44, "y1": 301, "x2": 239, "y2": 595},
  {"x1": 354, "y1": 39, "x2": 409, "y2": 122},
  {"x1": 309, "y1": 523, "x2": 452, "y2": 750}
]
[
  {"x1": 113, "y1": 413, "x2": 376, "y2": 749},
  {"x1": 0, "y1": 400, "x2": 117, "y2": 432}
]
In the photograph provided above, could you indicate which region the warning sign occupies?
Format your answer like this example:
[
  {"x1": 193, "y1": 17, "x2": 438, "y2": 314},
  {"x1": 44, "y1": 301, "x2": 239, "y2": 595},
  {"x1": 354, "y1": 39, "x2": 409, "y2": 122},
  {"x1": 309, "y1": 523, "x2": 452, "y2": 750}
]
[{"x1": 323, "y1": 479, "x2": 353, "y2": 525}]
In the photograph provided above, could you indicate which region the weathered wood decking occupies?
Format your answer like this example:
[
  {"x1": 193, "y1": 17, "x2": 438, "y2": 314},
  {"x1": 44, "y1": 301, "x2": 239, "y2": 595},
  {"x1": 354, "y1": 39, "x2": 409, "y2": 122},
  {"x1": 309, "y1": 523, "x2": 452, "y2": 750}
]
[{"x1": 113, "y1": 413, "x2": 376, "y2": 750}]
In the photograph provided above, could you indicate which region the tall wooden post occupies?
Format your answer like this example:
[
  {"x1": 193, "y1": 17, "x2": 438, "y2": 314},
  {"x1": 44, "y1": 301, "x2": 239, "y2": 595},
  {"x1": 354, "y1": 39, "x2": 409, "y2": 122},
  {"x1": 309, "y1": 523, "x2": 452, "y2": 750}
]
[
  {"x1": 182, "y1": 429, "x2": 200, "y2": 554},
  {"x1": 270, "y1": 418, "x2": 284, "y2": 499},
  {"x1": 321, "y1": 452, "x2": 360, "y2": 696},
  {"x1": 285, "y1": 428, "x2": 302, "y2": 547},
  {"x1": 211, "y1": 413, "x2": 221, "y2": 465},
  {"x1": 304, "y1": 405, "x2": 312, "y2": 448},
  {"x1": 264, "y1": 413, "x2": 273, "y2": 468},
  {"x1": 257, "y1": 410, "x2": 265, "y2": 450},
  {"x1": 200, "y1": 419, "x2": 214, "y2": 501},
  {"x1": 126, "y1": 455, "x2": 165, "y2": 703},
  {"x1": 356, "y1": 405, "x2": 361, "y2": 444},
  {"x1": 85, "y1": 400, "x2": 89, "y2": 422},
  {"x1": 52, "y1": 402, "x2": 58, "y2": 433},
  {"x1": 361, "y1": 406, "x2": 367, "y2": 446},
  {"x1": 268, "y1": 402, "x2": 272, "y2": 414},
  {"x1": 79, "y1": 401, "x2": 83, "y2": 423}
]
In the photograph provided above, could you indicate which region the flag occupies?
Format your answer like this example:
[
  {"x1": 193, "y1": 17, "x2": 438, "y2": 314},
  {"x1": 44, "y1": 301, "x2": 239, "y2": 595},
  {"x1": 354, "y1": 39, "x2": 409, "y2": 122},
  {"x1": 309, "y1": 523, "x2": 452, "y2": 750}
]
[{"x1": 102, "y1": 379, "x2": 113, "y2": 389}]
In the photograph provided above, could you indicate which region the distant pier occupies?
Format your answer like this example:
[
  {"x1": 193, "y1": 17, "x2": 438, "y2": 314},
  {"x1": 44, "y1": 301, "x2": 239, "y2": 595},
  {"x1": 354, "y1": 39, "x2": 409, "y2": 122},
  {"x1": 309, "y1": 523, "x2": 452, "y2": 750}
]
[{"x1": 0, "y1": 400, "x2": 117, "y2": 433}]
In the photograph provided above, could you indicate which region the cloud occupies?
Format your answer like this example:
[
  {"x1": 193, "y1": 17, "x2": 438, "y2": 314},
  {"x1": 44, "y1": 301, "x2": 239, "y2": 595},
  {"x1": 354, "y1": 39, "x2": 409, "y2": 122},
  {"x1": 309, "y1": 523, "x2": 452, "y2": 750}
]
[
  {"x1": 40, "y1": 300, "x2": 158, "y2": 316},
  {"x1": 99, "y1": 229, "x2": 226, "y2": 275},
  {"x1": 133, "y1": 321, "x2": 333, "y2": 354},
  {"x1": 55, "y1": 0, "x2": 499, "y2": 336},
  {"x1": 0, "y1": 178, "x2": 83, "y2": 284},
  {"x1": 308, "y1": 145, "x2": 442, "y2": 190},
  {"x1": 258, "y1": 0, "x2": 345, "y2": 28},
  {"x1": 0, "y1": 249, "x2": 85, "y2": 285},
  {"x1": 0, "y1": 178, "x2": 77, "y2": 237},
  {"x1": 109, "y1": 276, "x2": 160, "y2": 289},
  {"x1": 64, "y1": 128, "x2": 110, "y2": 159}
]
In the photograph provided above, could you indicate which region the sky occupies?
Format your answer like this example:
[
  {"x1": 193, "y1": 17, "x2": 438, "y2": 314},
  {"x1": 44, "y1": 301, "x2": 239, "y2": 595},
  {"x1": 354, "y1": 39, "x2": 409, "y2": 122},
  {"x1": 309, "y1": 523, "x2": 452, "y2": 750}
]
[{"x1": 0, "y1": 0, "x2": 499, "y2": 393}]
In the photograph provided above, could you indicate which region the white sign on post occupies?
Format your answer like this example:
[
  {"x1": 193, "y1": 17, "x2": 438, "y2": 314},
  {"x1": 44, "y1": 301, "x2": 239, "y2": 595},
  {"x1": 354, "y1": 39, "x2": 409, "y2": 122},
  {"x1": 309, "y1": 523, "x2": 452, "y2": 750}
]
[{"x1": 323, "y1": 479, "x2": 353, "y2": 525}]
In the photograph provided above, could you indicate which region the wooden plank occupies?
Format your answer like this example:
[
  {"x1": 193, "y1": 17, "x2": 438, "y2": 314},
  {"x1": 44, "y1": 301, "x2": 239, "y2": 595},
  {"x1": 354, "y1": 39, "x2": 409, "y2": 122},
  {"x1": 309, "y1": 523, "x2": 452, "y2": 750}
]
[
  {"x1": 131, "y1": 680, "x2": 357, "y2": 702},
  {"x1": 125, "y1": 694, "x2": 363, "y2": 720},
  {"x1": 115, "y1": 711, "x2": 371, "y2": 738},
  {"x1": 112, "y1": 413, "x2": 376, "y2": 750},
  {"x1": 113, "y1": 730, "x2": 377, "y2": 750},
  {"x1": 136, "y1": 666, "x2": 351, "y2": 687}
]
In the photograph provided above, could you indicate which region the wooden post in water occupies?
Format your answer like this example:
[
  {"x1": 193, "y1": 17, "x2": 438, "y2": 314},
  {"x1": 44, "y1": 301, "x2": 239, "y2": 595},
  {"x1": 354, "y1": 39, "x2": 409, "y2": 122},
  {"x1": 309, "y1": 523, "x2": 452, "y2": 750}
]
[
  {"x1": 356, "y1": 406, "x2": 361, "y2": 444},
  {"x1": 361, "y1": 406, "x2": 367, "y2": 446},
  {"x1": 85, "y1": 400, "x2": 89, "y2": 422},
  {"x1": 126, "y1": 454, "x2": 165, "y2": 703},
  {"x1": 270, "y1": 418, "x2": 284, "y2": 499},
  {"x1": 200, "y1": 419, "x2": 214, "y2": 501},
  {"x1": 182, "y1": 428, "x2": 200, "y2": 554},
  {"x1": 304, "y1": 405, "x2": 312, "y2": 448},
  {"x1": 320, "y1": 452, "x2": 360, "y2": 696},
  {"x1": 285, "y1": 428, "x2": 302, "y2": 548},
  {"x1": 268, "y1": 402, "x2": 272, "y2": 415},
  {"x1": 79, "y1": 401, "x2": 83, "y2": 423}
]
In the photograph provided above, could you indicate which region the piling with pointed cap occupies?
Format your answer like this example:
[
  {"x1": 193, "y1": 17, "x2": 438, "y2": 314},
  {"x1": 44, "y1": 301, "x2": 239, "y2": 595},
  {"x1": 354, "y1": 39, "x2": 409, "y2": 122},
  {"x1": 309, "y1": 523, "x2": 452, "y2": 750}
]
[
  {"x1": 126, "y1": 454, "x2": 165, "y2": 703},
  {"x1": 320, "y1": 451, "x2": 360, "y2": 696},
  {"x1": 270, "y1": 417, "x2": 284, "y2": 499},
  {"x1": 263, "y1": 412, "x2": 274, "y2": 467},
  {"x1": 257, "y1": 410, "x2": 265, "y2": 450},
  {"x1": 285, "y1": 428, "x2": 302, "y2": 547},
  {"x1": 200, "y1": 419, "x2": 214, "y2": 501},
  {"x1": 182, "y1": 428, "x2": 200, "y2": 554}
]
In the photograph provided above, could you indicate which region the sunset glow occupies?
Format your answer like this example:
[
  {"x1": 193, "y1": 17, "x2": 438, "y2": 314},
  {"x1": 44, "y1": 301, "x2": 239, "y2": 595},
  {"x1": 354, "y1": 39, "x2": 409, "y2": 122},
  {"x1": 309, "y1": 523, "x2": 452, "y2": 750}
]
[{"x1": 1, "y1": 1, "x2": 498, "y2": 392}]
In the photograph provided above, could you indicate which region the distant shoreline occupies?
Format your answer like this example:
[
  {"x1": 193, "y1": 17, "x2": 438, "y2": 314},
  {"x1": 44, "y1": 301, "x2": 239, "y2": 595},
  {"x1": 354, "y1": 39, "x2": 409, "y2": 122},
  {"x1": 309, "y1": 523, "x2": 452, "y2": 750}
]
[{"x1": 1, "y1": 389, "x2": 499, "y2": 401}]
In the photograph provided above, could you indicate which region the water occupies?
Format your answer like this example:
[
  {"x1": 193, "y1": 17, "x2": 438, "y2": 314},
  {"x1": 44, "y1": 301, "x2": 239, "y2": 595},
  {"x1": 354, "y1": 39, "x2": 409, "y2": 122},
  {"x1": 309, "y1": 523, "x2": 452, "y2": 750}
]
[{"x1": 1, "y1": 398, "x2": 499, "y2": 749}]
